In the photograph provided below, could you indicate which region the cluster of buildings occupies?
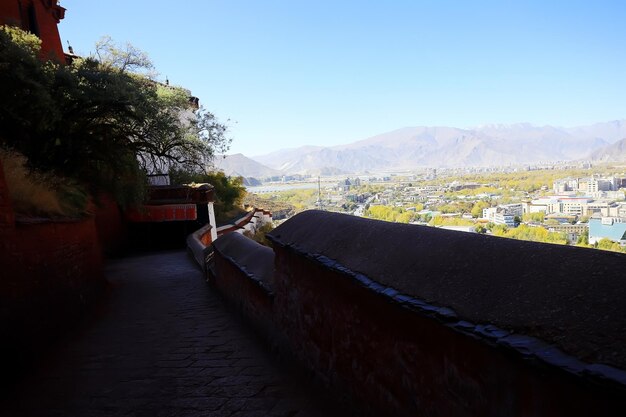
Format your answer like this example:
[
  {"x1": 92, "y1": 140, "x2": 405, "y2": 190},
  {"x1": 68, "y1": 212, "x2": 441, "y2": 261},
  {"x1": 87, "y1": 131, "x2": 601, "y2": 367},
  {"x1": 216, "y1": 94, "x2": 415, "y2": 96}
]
[
  {"x1": 525, "y1": 196, "x2": 626, "y2": 218},
  {"x1": 337, "y1": 177, "x2": 362, "y2": 192},
  {"x1": 481, "y1": 175, "x2": 626, "y2": 246},
  {"x1": 553, "y1": 175, "x2": 626, "y2": 199}
]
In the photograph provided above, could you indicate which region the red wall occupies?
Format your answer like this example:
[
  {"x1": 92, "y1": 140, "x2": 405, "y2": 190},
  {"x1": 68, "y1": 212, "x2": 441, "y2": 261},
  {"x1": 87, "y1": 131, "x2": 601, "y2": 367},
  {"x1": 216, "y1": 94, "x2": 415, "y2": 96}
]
[
  {"x1": 212, "y1": 253, "x2": 275, "y2": 337},
  {"x1": 207, "y1": 209, "x2": 626, "y2": 416},
  {"x1": 0, "y1": 0, "x2": 66, "y2": 62},
  {"x1": 270, "y1": 246, "x2": 626, "y2": 417},
  {"x1": 0, "y1": 159, "x2": 105, "y2": 387},
  {"x1": 211, "y1": 233, "x2": 276, "y2": 338},
  {"x1": 0, "y1": 159, "x2": 15, "y2": 233},
  {"x1": 93, "y1": 194, "x2": 127, "y2": 255}
]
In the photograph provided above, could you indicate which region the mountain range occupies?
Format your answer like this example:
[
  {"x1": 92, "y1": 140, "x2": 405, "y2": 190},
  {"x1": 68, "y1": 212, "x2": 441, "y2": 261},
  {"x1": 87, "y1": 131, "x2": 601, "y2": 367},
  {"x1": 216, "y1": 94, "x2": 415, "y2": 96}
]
[{"x1": 217, "y1": 120, "x2": 626, "y2": 177}]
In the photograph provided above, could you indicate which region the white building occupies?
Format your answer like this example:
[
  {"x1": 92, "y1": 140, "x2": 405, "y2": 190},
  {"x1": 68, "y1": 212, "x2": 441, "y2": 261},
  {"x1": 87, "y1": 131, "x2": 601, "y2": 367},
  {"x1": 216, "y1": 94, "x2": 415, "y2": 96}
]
[
  {"x1": 483, "y1": 205, "x2": 518, "y2": 227},
  {"x1": 494, "y1": 211, "x2": 516, "y2": 227},
  {"x1": 500, "y1": 203, "x2": 523, "y2": 217}
]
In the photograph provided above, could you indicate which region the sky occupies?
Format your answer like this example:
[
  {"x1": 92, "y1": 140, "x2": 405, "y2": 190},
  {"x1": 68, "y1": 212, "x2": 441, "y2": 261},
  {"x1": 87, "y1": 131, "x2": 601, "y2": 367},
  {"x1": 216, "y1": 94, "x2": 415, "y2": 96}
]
[{"x1": 58, "y1": 1, "x2": 626, "y2": 156}]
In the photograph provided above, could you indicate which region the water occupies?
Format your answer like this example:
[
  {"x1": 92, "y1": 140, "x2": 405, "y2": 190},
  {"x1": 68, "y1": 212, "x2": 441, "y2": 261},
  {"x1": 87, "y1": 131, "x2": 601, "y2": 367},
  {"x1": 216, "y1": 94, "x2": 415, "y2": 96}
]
[{"x1": 246, "y1": 183, "x2": 320, "y2": 193}]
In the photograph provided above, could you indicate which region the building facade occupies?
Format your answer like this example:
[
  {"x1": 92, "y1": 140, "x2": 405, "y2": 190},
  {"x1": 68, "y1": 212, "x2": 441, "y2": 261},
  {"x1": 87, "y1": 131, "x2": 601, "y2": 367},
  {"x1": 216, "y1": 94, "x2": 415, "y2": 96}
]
[{"x1": 0, "y1": 0, "x2": 66, "y2": 62}]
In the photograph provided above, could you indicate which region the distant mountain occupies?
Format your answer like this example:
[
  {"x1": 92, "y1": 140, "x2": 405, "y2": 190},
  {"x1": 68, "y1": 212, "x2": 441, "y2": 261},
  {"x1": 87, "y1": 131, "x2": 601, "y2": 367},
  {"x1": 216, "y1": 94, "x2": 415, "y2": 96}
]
[
  {"x1": 250, "y1": 120, "x2": 625, "y2": 174},
  {"x1": 252, "y1": 146, "x2": 324, "y2": 171},
  {"x1": 211, "y1": 153, "x2": 280, "y2": 178},
  {"x1": 565, "y1": 119, "x2": 626, "y2": 143},
  {"x1": 588, "y1": 137, "x2": 626, "y2": 162}
]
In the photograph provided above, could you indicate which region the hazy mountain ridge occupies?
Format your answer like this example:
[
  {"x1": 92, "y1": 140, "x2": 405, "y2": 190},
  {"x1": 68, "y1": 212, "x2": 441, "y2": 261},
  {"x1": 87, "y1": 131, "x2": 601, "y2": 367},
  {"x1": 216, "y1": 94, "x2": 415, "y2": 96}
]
[
  {"x1": 211, "y1": 153, "x2": 280, "y2": 178},
  {"x1": 224, "y1": 120, "x2": 626, "y2": 176},
  {"x1": 589, "y1": 137, "x2": 626, "y2": 162}
]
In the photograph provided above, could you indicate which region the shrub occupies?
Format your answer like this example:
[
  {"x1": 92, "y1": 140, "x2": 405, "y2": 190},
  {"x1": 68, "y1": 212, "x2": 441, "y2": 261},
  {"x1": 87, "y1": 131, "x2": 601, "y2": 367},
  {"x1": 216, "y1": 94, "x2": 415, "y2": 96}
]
[{"x1": 0, "y1": 148, "x2": 87, "y2": 217}]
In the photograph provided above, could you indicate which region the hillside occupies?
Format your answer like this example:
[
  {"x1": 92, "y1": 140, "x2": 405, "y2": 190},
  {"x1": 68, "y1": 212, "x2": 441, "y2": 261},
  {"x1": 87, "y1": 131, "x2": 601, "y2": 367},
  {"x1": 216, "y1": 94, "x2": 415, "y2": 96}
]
[
  {"x1": 211, "y1": 153, "x2": 280, "y2": 178},
  {"x1": 589, "y1": 137, "x2": 626, "y2": 162}
]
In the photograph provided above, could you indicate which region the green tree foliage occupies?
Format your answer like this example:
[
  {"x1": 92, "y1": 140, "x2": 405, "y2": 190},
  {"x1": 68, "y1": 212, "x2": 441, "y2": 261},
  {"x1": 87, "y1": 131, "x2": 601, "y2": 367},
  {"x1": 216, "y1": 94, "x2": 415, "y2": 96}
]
[
  {"x1": 475, "y1": 224, "x2": 487, "y2": 234},
  {"x1": 429, "y1": 216, "x2": 474, "y2": 227},
  {"x1": 169, "y1": 168, "x2": 246, "y2": 219},
  {"x1": 365, "y1": 205, "x2": 415, "y2": 223},
  {"x1": 522, "y1": 212, "x2": 545, "y2": 223},
  {"x1": 262, "y1": 189, "x2": 318, "y2": 212},
  {"x1": 492, "y1": 224, "x2": 567, "y2": 244},
  {"x1": 471, "y1": 201, "x2": 491, "y2": 218},
  {"x1": 0, "y1": 28, "x2": 230, "y2": 207},
  {"x1": 595, "y1": 238, "x2": 625, "y2": 253}
]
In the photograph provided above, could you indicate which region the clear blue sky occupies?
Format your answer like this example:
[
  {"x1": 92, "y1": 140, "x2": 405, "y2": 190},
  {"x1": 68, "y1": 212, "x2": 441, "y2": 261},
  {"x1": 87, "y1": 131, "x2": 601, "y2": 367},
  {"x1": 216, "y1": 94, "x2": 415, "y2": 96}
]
[{"x1": 59, "y1": 1, "x2": 626, "y2": 156}]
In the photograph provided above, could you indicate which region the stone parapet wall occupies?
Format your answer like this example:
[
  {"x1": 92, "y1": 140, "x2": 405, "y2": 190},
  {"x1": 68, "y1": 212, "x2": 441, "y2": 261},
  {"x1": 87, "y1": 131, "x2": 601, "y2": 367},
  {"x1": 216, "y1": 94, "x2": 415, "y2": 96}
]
[
  {"x1": 211, "y1": 233, "x2": 275, "y2": 339},
  {"x1": 216, "y1": 208, "x2": 272, "y2": 237},
  {"x1": 269, "y1": 240, "x2": 626, "y2": 417},
  {"x1": 206, "y1": 210, "x2": 626, "y2": 417}
]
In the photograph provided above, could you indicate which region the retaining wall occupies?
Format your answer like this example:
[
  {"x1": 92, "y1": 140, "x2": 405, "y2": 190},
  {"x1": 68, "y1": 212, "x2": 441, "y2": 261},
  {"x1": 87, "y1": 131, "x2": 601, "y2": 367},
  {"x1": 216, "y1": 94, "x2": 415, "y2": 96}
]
[
  {"x1": 0, "y1": 160, "x2": 105, "y2": 389},
  {"x1": 208, "y1": 210, "x2": 626, "y2": 417}
]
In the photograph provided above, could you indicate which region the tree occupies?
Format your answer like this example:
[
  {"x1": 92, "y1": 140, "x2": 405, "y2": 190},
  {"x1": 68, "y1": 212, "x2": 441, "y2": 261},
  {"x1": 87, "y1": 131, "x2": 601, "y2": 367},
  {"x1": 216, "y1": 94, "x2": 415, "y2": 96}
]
[
  {"x1": 94, "y1": 35, "x2": 155, "y2": 76},
  {"x1": 522, "y1": 212, "x2": 545, "y2": 223},
  {"x1": 475, "y1": 224, "x2": 487, "y2": 234},
  {"x1": 169, "y1": 169, "x2": 246, "y2": 220},
  {"x1": 596, "y1": 238, "x2": 625, "y2": 253},
  {"x1": 0, "y1": 29, "x2": 231, "y2": 207},
  {"x1": 471, "y1": 201, "x2": 490, "y2": 218}
]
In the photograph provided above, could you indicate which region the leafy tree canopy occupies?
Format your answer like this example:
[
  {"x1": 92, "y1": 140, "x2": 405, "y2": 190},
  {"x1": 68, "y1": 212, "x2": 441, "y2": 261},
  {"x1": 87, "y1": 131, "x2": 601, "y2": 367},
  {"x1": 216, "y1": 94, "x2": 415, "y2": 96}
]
[
  {"x1": 0, "y1": 28, "x2": 231, "y2": 207},
  {"x1": 169, "y1": 168, "x2": 246, "y2": 221}
]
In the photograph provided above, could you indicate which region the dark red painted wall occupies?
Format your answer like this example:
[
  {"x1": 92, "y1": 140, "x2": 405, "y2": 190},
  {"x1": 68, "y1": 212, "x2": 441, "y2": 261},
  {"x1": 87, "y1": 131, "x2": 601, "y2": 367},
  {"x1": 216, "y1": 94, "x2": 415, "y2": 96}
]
[
  {"x1": 0, "y1": 159, "x2": 15, "y2": 233},
  {"x1": 93, "y1": 194, "x2": 127, "y2": 255},
  {"x1": 212, "y1": 248, "x2": 275, "y2": 338},
  {"x1": 269, "y1": 246, "x2": 626, "y2": 417},
  {"x1": 0, "y1": 159, "x2": 105, "y2": 386},
  {"x1": 207, "y1": 211, "x2": 626, "y2": 417},
  {"x1": 0, "y1": 0, "x2": 66, "y2": 62}
]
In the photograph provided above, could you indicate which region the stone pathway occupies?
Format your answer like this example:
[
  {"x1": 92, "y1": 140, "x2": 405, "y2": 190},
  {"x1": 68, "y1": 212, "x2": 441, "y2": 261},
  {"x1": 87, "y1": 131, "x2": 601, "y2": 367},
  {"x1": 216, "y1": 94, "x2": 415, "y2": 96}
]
[{"x1": 2, "y1": 251, "x2": 353, "y2": 417}]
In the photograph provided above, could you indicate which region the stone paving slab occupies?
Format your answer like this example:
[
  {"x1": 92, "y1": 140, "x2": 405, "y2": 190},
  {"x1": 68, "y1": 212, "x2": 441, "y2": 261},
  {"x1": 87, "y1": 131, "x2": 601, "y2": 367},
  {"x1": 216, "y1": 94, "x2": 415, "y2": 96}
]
[{"x1": 1, "y1": 250, "x2": 356, "y2": 417}]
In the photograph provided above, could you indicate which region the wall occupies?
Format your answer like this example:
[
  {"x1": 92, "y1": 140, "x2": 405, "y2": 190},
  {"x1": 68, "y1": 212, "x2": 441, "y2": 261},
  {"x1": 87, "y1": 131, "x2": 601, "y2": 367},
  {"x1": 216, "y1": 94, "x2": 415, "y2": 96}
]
[
  {"x1": 211, "y1": 232, "x2": 275, "y2": 339},
  {"x1": 270, "y1": 243, "x2": 626, "y2": 417},
  {"x1": 216, "y1": 208, "x2": 272, "y2": 237},
  {"x1": 0, "y1": 0, "x2": 66, "y2": 62},
  {"x1": 206, "y1": 210, "x2": 626, "y2": 417},
  {"x1": 93, "y1": 193, "x2": 127, "y2": 255},
  {"x1": 0, "y1": 160, "x2": 105, "y2": 389}
]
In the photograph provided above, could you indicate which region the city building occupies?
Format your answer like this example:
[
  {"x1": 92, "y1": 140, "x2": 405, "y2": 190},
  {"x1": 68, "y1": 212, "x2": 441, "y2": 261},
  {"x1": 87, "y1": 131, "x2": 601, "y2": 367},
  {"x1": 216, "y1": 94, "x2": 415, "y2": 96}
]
[
  {"x1": 554, "y1": 176, "x2": 623, "y2": 194},
  {"x1": 483, "y1": 205, "x2": 518, "y2": 227},
  {"x1": 558, "y1": 197, "x2": 594, "y2": 216},
  {"x1": 589, "y1": 217, "x2": 626, "y2": 245},
  {"x1": 545, "y1": 223, "x2": 588, "y2": 244}
]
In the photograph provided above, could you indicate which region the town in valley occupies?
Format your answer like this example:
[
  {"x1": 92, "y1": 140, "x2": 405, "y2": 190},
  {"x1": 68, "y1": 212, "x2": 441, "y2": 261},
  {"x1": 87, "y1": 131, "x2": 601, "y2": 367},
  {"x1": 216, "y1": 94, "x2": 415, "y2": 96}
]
[{"x1": 244, "y1": 162, "x2": 626, "y2": 253}]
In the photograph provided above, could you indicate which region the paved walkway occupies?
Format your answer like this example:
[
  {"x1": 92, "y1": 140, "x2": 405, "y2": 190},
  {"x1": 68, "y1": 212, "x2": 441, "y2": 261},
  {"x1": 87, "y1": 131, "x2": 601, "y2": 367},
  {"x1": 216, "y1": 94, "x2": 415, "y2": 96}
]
[{"x1": 2, "y1": 251, "x2": 353, "y2": 417}]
